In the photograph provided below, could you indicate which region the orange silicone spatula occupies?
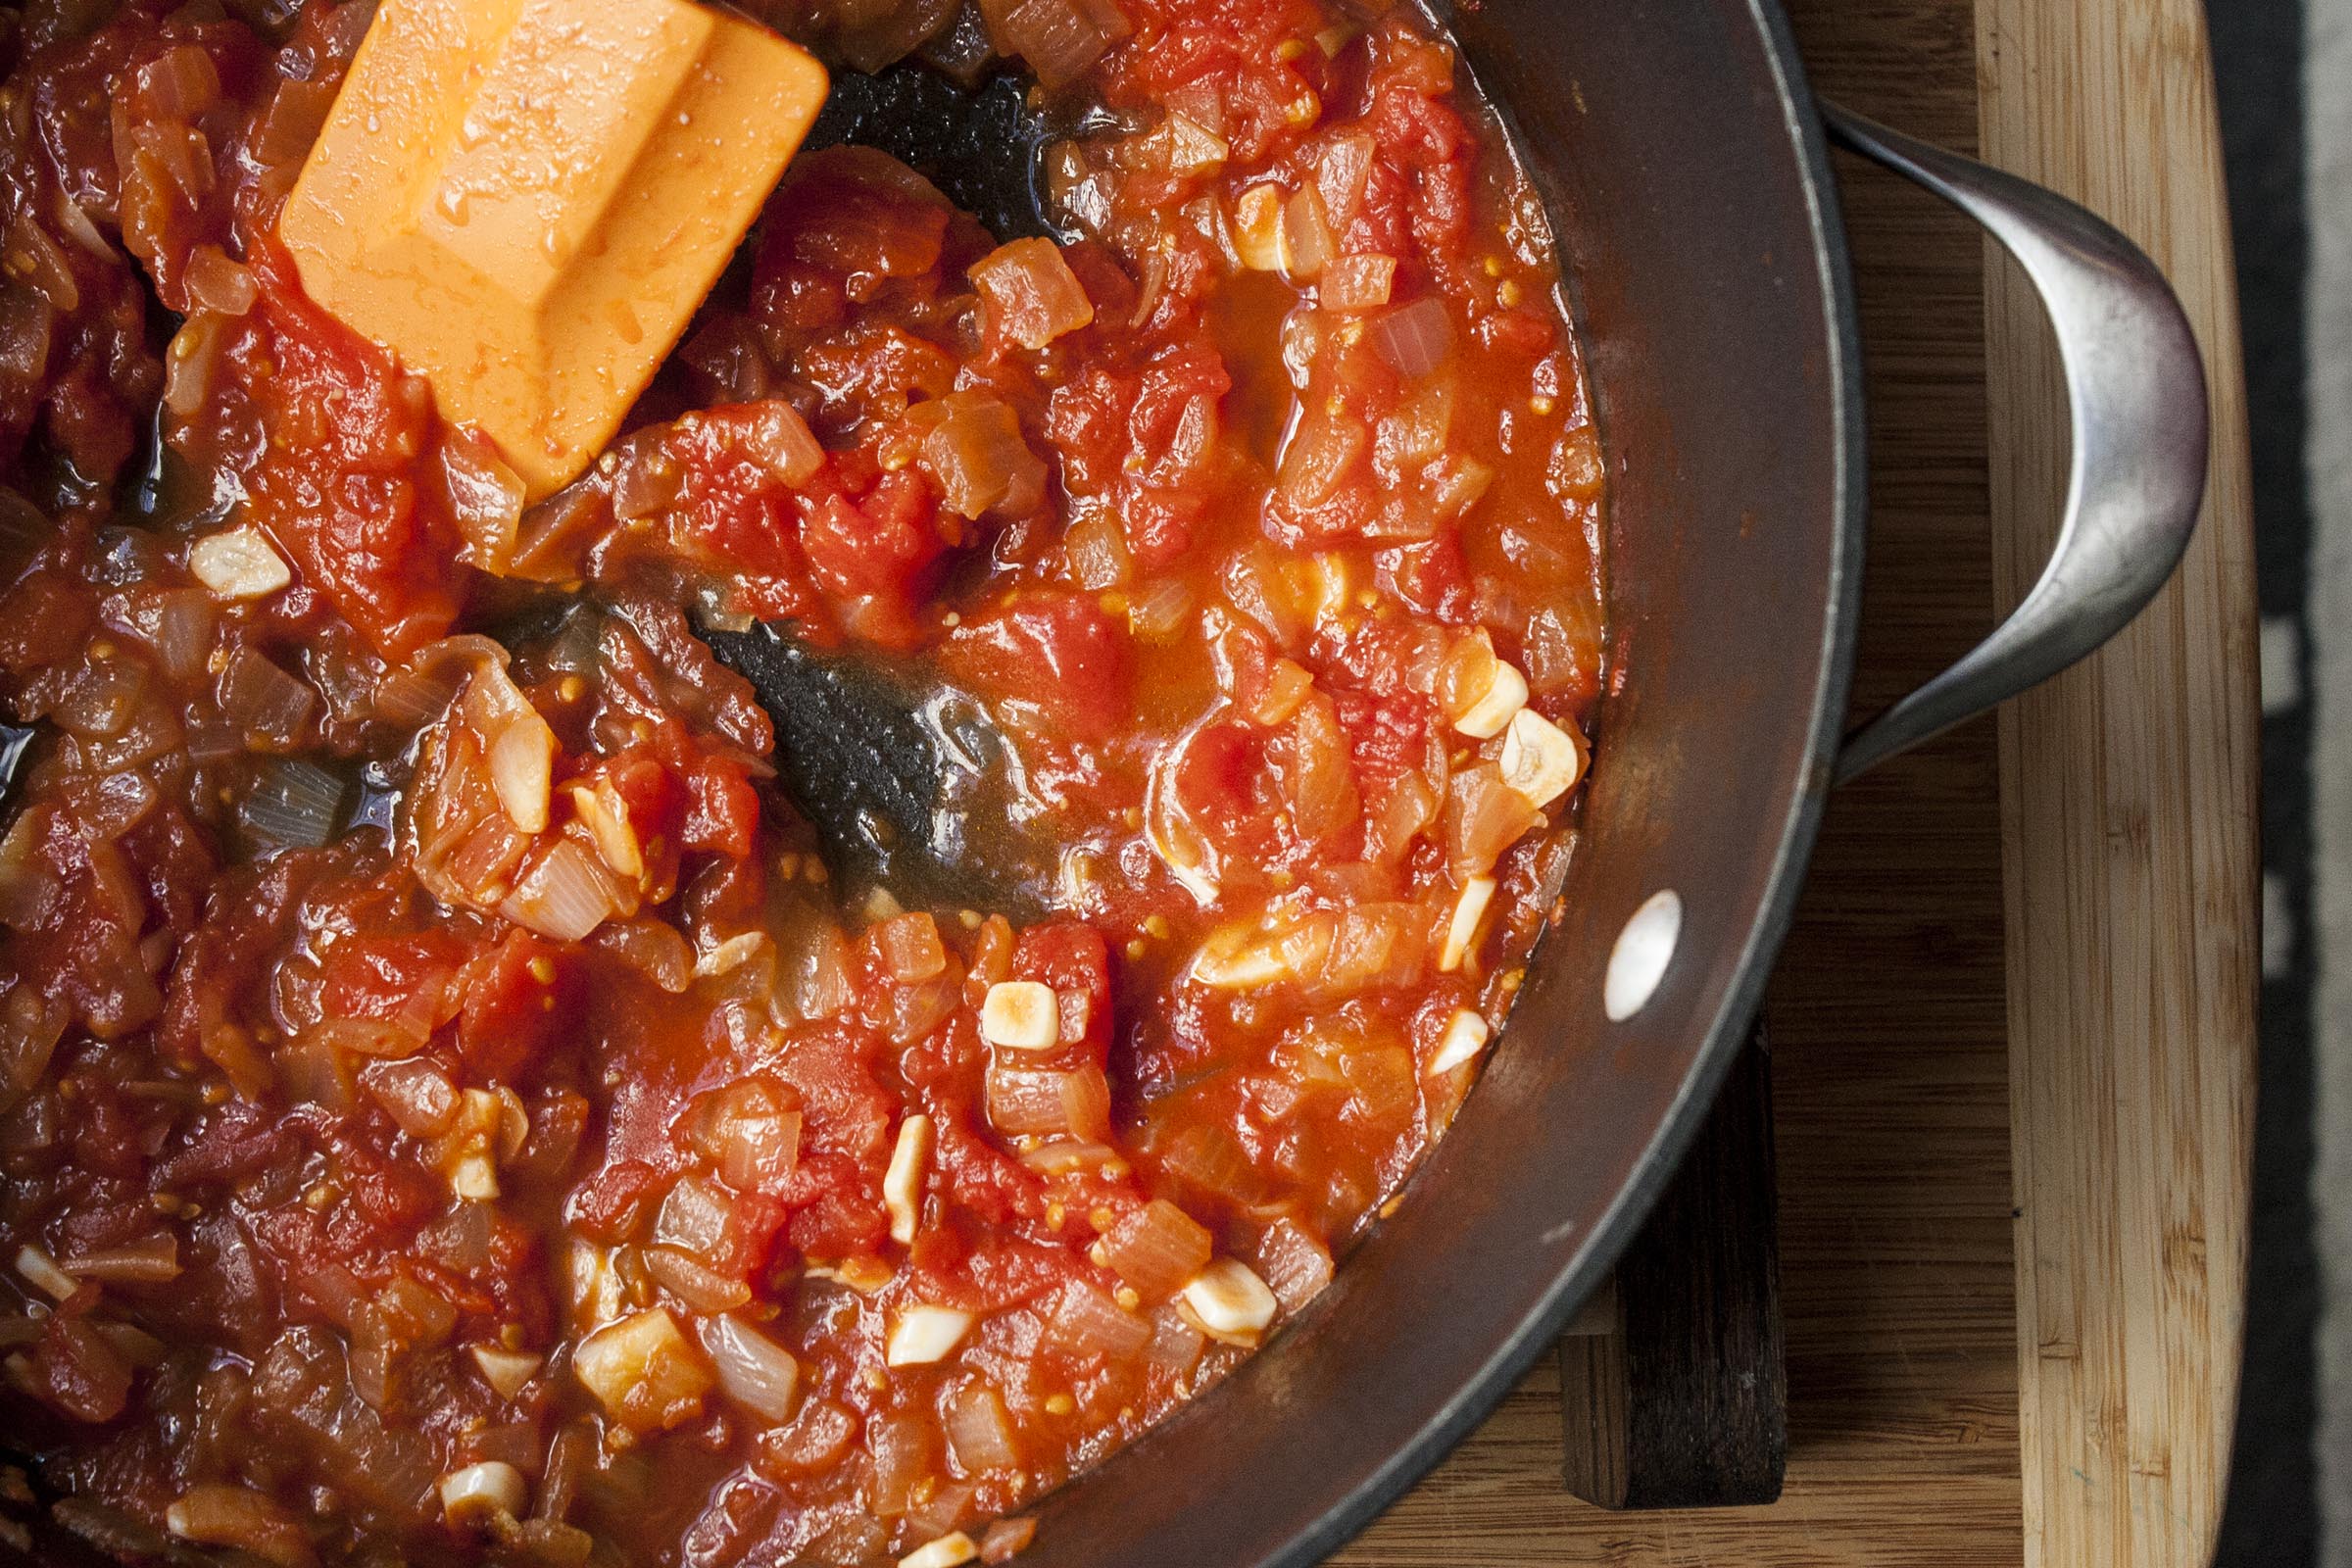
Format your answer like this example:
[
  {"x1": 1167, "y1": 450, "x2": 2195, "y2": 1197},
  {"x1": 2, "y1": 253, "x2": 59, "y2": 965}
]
[{"x1": 277, "y1": 0, "x2": 829, "y2": 499}]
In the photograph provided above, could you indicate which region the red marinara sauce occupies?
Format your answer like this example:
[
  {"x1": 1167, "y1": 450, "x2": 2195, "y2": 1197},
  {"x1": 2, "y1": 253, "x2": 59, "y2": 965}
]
[{"x1": 0, "y1": 0, "x2": 1605, "y2": 1563}]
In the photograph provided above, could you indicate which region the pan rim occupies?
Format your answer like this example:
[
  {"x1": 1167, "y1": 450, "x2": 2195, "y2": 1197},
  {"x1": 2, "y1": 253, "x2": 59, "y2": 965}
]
[{"x1": 1230, "y1": 2, "x2": 1870, "y2": 1562}]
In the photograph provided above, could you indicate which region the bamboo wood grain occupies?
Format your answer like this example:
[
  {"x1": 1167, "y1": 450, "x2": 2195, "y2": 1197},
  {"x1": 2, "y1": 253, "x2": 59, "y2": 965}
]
[
  {"x1": 1975, "y1": 5, "x2": 2260, "y2": 1568},
  {"x1": 1332, "y1": 0, "x2": 2257, "y2": 1562}
]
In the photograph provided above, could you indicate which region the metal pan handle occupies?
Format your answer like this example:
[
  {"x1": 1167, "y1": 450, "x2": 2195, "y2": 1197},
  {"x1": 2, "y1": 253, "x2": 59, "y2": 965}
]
[{"x1": 1820, "y1": 104, "x2": 2209, "y2": 784}]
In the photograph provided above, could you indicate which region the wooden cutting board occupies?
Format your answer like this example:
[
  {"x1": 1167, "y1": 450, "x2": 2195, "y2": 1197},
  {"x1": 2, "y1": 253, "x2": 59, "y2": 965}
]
[{"x1": 1331, "y1": 0, "x2": 2261, "y2": 1563}]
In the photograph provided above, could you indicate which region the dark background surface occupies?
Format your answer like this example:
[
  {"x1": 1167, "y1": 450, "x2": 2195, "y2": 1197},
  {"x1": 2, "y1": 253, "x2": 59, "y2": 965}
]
[{"x1": 2208, "y1": 1, "x2": 2316, "y2": 1563}]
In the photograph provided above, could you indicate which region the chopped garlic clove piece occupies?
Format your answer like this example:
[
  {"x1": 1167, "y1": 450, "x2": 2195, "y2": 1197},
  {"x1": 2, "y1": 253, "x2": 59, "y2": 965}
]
[
  {"x1": 568, "y1": 1240, "x2": 623, "y2": 1329},
  {"x1": 189, "y1": 525, "x2": 292, "y2": 601},
  {"x1": 15, "y1": 1245, "x2": 76, "y2": 1300},
  {"x1": 884, "y1": 1113, "x2": 934, "y2": 1246},
  {"x1": 1439, "y1": 876, "x2": 1497, "y2": 973},
  {"x1": 569, "y1": 780, "x2": 644, "y2": 880},
  {"x1": 469, "y1": 1344, "x2": 543, "y2": 1399},
  {"x1": 1498, "y1": 709, "x2": 1586, "y2": 808},
  {"x1": 440, "y1": 1461, "x2": 527, "y2": 1527},
  {"x1": 1452, "y1": 660, "x2": 1530, "y2": 739},
  {"x1": 1188, "y1": 934, "x2": 1291, "y2": 989},
  {"x1": 1302, "y1": 552, "x2": 1354, "y2": 625},
  {"x1": 695, "y1": 931, "x2": 767, "y2": 979},
  {"x1": 1429, "y1": 1007, "x2": 1492, "y2": 1075},
  {"x1": 981, "y1": 981, "x2": 1058, "y2": 1051},
  {"x1": 450, "y1": 1152, "x2": 499, "y2": 1201},
  {"x1": 886, "y1": 1304, "x2": 975, "y2": 1366},
  {"x1": 1179, "y1": 1258, "x2": 1279, "y2": 1346},
  {"x1": 900, "y1": 1532, "x2": 980, "y2": 1568},
  {"x1": 1234, "y1": 184, "x2": 1289, "y2": 271}
]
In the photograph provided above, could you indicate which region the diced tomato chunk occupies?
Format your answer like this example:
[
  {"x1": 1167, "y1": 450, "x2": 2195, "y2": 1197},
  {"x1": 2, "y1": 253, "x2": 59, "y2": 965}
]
[
  {"x1": 681, "y1": 758, "x2": 760, "y2": 859},
  {"x1": 458, "y1": 930, "x2": 576, "y2": 1083},
  {"x1": 222, "y1": 246, "x2": 465, "y2": 661},
  {"x1": 943, "y1": 593, "x2": 1133, "y2": 743}
]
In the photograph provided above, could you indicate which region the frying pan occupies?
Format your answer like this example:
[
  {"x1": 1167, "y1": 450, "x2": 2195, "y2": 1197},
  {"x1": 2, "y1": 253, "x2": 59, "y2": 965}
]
[
  {"x1": 0, "y1": 1, "x2": 2206, "y2": 1564},
  {"x1": 993, "y1": 4, "x2": 2206, "y2": 1566}
]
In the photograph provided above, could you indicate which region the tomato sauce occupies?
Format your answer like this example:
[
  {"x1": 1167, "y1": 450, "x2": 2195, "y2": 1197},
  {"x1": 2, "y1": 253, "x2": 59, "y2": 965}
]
[{"x1": 0, "y1": 1, "x2": 1605, "y2": 1564}]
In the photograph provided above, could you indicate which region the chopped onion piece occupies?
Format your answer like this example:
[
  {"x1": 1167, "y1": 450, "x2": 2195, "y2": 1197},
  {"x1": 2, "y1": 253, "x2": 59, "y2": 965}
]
[
  {"x1": 1144, "y1": 748, "x2": 1220, "y2": 906},
  {"x1": 1439, "y1": 876, "x2": 1497, "y2": 973},
  {"x1": 219, "y1": 648, "x2": 317, "y2": 745},
  {"x1": 1445, "y1": 760, "x2": 1543, "y2": 874},
  {"x1": 886, "y1": 1303, "x2": 974, "y2": 1366},
  {"x1": 1251, "y1": 1219, "x2": 1334, "y2": 1314},
  {"x1": 700, "y1": 1312, "x2": 802, "y2": 1423},
  {"x1": 877, "y1": 911, "x2": 949, "y2": 982},
  {"x1": 986, "y1": 1063, "x2": 1106, "y2": 1138},
  {"x1": 1128, "y1": 575, "x2": 1193, "y2": 641},
  {"x1": 980, "y1": 1517, "x2": 1038, "y2": 1564},
  {"x1": 184, "y1": 245, "x2": 257, "y2": 316},
  {"x1": 469, "y1": 1344, "x2": 543, "y2": 1398},
  {"x1": 111, "y1": 586, "x2": 216, "y2": 683},
  {"x1": 1161, "y1": 113, "x2": 1229, "y2": 174},
  {"x1": 868, "y1": 1408, "x2": 938, "y2": 1516},
  {"x1": 189, "y1": 525, "x2": 290, "y2": 600},
  {"x1": 439, "y1": 432, "x2": 526, "y2": 573},
  {"x1": 884, "y1": 1113, "x2": 934, "y2": 1246},
  {"x1": 980, "y1": 981, "x2": 1057, "y2": 1051},
  {"x1": 500, "y1": 840, "x2": 617, "y2": 944},
  {"x1": 918, "y1": 392, "x2": 1049, "y2": 518},
  {"x1": 440, "y1": 1461, "x2": 526, "y2": 1529},
  {"x1": 980, "y1": 0, "x2": 1129, "y2": 89},
  {"x1": 943, "y1": 1382, "x2": 1021, "y2": 1471},
  {"x1": 1282, "y1": 185, "x2": 1335, "y2": 281},
  {"x1": 971, "y1": 237, "x2": 1096, "y2": 351},
  {"x1": 1275, "y1": 411, "x2": 1366, "y2": 510},
  {"x1": 96, "y1": 1319, "x2": 168, "y2": 1367},
  {"x1": 1048, "y1": 1280, "x2": 1152, "y2": 1360},
  {"x1": 740, "y1": 401, "x2": 825, "y2": 487},
  {"x1": 372, "y1": 663, "x2": 464, "y2": 728},
  {"x1": 1498, "y1": 709, "x2": 1588, "y2": 808},
  {"x1": 572, "y1": 1308, "x2": 712, "y2": 1432},
  {"x1": 692, "y1": 1080, "x2": 802, "y2": 1189},
  {"x1": 166, "y1": 1485, "x2": 313, "y2": 1568},
  {"x1": 1451, "y1": 658, "x2": 1529, "y2": 739},
  {"x1": 902, "y1": 1531, "x2": 979, "y2": 1568},
  {"x1": 238, "y1": 759, "x2": 349, "y2": 851},
  {"x1": 1430, "y1": 1006, "x2": 1492, "y2": 1074},
  {"x1": 646, "y1": 1247, "x2": 753, "y2": 1313},
  {"x1": 655, "y1": 1176, "x2": 735, "y2": 1258},
  {"x1": 1065, "y1": 507, "x2": 1131, "y2": 589},
  {"x1": 365, "y1": 1058, "x2": 460, "y2": 1137},
  {"x1": 1178, "y1": 1258, "x2": 1278, "y2": 1346},
  {"x1": 1370, "y1": 296, "x2": 1456, "y2": 378},
  {"x1": 1320, "y1": 253, "x2": 1396, "y2": 312},
  {"x1": 1100, "y1": 1200, "x2": 1213, "y2": 1302},
  {"x1": 598, "y1": 918, "x2": 693, "y2": 992}
]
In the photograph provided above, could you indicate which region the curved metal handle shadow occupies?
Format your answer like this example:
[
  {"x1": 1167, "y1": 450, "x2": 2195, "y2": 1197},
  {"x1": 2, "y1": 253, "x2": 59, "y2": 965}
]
[{"x1": 1822, "y1": 104, "x2": 2210, "y2": 785}]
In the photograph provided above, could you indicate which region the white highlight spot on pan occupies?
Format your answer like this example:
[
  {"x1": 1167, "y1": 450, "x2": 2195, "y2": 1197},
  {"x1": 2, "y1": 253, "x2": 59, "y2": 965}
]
[{"x1": 1603, "y1": 890, "x2": 1682, "y2": 1022}]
